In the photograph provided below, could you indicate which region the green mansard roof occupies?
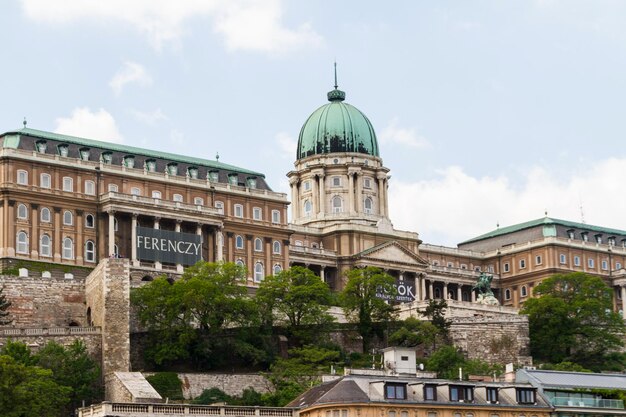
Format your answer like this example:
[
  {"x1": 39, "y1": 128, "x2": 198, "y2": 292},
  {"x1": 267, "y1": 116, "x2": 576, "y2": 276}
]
[{"x1": 2, "y1": 127, "x2": 265, "y2": 178}]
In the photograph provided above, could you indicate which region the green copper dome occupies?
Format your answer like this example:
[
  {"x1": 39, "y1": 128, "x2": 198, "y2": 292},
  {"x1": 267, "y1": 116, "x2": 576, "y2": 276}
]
[{"x1": 297, "y1": 87, "x2": 379, "y2": 159}]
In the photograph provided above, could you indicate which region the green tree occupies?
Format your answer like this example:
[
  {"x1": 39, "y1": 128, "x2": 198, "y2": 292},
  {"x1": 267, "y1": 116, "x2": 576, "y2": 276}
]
[
  {"x1": 1, "y1": 339, "x2": 36, "y2": 365},
  {"x1": 256, "y1": 266, "x2": 335, "y2": 341},
  {"x1": 0, "y1": 354, "x2": 71, "y2": 417},
  {"x1": 35, "y1": 340, "x2": 102, "y2": 413},
  {"x1": 425, "y1": 345, "x2": 501, "y2": 379},
  {"x1": 421, "y1": 299, "x2": 451, "y2": 341},
  {"x1": 339, "y1": 267, "x2": 398, "y2": 352},
  {"x1": 389, "y1": 317, "x2": 441, "y2": 348},
  {"x1": 131, "y1": 262, "x2": 264, "y2": 368},
  {"x1": 0, "y1": 285, "x2": 11, "y2": 325},
  {"x1": 521, "y1": 272, "x2": 625, "y2": 370}
]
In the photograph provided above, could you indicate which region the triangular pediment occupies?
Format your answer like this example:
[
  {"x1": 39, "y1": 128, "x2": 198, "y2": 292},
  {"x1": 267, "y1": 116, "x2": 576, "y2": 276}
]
[{"x1": 355, "y1": 240, "x2": 428, "y2": 267}]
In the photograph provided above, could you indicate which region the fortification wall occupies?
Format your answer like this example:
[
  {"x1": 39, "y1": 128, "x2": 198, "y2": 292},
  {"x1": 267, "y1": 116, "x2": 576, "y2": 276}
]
[
  {"x1": 174, "y1": 373, "x2": 271, "y2": 400},
  {"x1": 450, "y1": 315, "x2": 532, "y2": 366},
  {"x1": 0, "y1": 275, "x2": 87, "y2": 327}
]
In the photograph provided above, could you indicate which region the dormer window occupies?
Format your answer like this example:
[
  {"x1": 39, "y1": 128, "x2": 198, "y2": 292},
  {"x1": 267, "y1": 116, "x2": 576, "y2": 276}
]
[
  {"x1": 79, "y1": 147, "x2": 90, "y2": 161},
  {"x1": 58, "y1": 144, "x2": 69, "y2": 157},
  {"x1": 247, "y1": 176, "x2": 257, "y2": 189},
  {"x1": 208, "y1": 170, "x2": 219, "y2": 182},
  {"x1": 36, "y1": 140, "x2": 47, "y2": 153},
  {"x1": 567, "y1": 229, "x2": 575, "y2": 240},
  {"x1": 188, "y1": 167, "x2": 198, "y2": 179},
  {"x1": 486, "y1": 387, "x2": 498, "y2": 403},
  {"x1": 595, "y1": 234, "x2": 603, "y2": 244},
  {"x1": 145, "y1": 159, "x2": 156, "y2": 172},
  {"x1": 228, "y1": 173, "x2": 238, "y2": 186},
  {"x1": 167, "y1": 163, "x2": 178, "y2": 176},
  {"x1": 516, "y1": 388, "x2": 535, "y2": 404},
  {"x1": 450, "y1": 385, "x2": 474, "y2": 402},
  {"x1": 101, "y1": 152, "x2": 113, "y2": 164},
  {"x1": 424, "y1": 384, "x2": 437, "y2": 401},
  {"x1": 384, "y1": 383, "x2": 407, "y2": 400},
  {"x1": 608, "y1": 237, "x2": 616, "y2": 246},
  {"x1": 123, "y1": 155, "x2": 135, "y2": 168},
  {"x1": 581, "y1": 232, "x2": 589, "y2": 242}
]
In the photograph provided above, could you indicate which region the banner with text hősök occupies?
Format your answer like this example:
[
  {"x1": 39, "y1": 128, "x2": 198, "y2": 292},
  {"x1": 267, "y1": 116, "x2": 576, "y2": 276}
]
[
  {"x1": 136, "y1": 226, "x2": 203, "y2": 266},
  {"x1": 375, "y1": 279, "x2": 416, "y2": 303}
]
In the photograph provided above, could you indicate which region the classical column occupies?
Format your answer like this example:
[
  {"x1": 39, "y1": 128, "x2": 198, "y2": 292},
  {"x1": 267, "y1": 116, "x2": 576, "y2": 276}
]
[
  {"x1": 175, "y1": 220, "x2": 183, "y2": 273},
  {"x1": 311, "y1": 175, "x2": 319, "y2": 215},
  {"x1": 318, "y1": 174, "x2": 325, "y2": 216},
  {"x1": 0, "y1": 198, "x2": 5, "y2": 257},
  {"x1": 471, "y1": 289, "x2": 476, "y2": 302},
  {"x1": 289, "y1": 178, "x2": 299, "y2": 219},
  {"x1": 153, "y1": 217, "x2": 161, "y2": 270},
  {"x1": 320, "y1": 266, "x2": 326, "y2": 282},
  {"x1": 7, "y1": 201, "x2": 16, "y2": 257},
  {"x1": 457, "y1": 285, "x2": 462, "y2": 302},
  {"x1": 421, "y1": 276, "x2": 427, "y2": 300},
  {"x1": 348, "y1": 172, "x2": 355, "y2": 214},
  {"x1": 246, "y1": 235, "x2": 253, "y2": 280},
  {"x1": 108, "y1": 211, "x2": 116, "y2": 257},
  {"x1": 428, "y1": 281, "x2": 434, "y2": 300},
  {"x1": 76, "y1": 209, "x2": 83, "y2": 263},
  {"x1": 216, "y1": 227, "x2": 224, "y2": 262},
  {"x1": 377, "y1": 175, "x2": 386, "y2": 217},
  {"x1": 31, "y1": 204, "x2": 39, "y2": 257},
  {"x1": 265, "y1": 237, "x2": 272, "y2": 276},
  {"x1": 443, "y1": 282, "x2": 449, "y2": 299},
  {"x1": 621, "y1": 286, "x2": 626, "y2": 318},
  {"x1": 131, "y1": 214, "x2": 138, "y2": 266},
  {"x1": 355, "y1": 173, "x2": 363, "y2": 213},
  {"x1": 283, "y1": 239, "x2": 290, "y2": 271},
  {"x1": 53, "y1": 206, "x2": 61, "y2": 261}
]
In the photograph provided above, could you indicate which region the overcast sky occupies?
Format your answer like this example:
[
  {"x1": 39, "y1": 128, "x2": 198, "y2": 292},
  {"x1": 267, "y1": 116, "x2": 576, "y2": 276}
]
[{"x1": 2, "y1": 0, "x2": 626, "y2": 246}]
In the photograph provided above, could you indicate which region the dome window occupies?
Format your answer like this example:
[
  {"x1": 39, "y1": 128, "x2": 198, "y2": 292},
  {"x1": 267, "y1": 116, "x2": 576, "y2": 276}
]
[
  {"x1": 57, "y1": 144, "x2": 69, "y2": 157},
  {"x1": 79, "y1": 147, "x2": 90, "y2": 160},
  {"x1": 332, "y1": 196, "x2": 343, "y2": 213},
  {"x1": 364, "y1": 177, "x2": 372, "y2": 189},
  {"x1": 145, "y1": 159, "x2": 156, "y2": 172},
  {"x1": 332, "y1": 176, "x2": 341, "y2": 187},
  {"x1": 364, "y1": 197, "x2": 373, "y2": 214},
  {"x1": 303, "y1": 200, "x2": 312, "y2": 216},
  {"x1": 123, "y1": 155, "x2": 135, "y2": 168},
  {"x1": 36, "y1": 140, "x2": 47, "y2": 153}
]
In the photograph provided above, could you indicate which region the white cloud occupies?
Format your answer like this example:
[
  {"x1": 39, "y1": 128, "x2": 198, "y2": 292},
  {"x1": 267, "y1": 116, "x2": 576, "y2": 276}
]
[
  {"x1": 130, "y1": 108, "x2": 168, "y2": 125},
  {"x1": 379, "y1": 118, "x2": 430, "y2": 149},
  {"x1": 388, "y1": 159, "x2": 626, "y2": 246},
  {"x1": 54, "y1": 108, "x2": 123, "y2": 143},
  {"x1": 275, "y1": 131, "x2": 297, "y2": 159},
  {"x1": 20, "y1": 0, "x2": 322, "y2": 53},
  {"x1": 110, "y1": 62, "x2": 152, "y2": 96}
]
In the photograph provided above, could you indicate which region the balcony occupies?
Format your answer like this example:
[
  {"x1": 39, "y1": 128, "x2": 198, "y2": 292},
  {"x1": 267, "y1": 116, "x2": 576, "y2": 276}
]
[{"x1": 551, "y1": 396, "x2": 624, "y2": 409}]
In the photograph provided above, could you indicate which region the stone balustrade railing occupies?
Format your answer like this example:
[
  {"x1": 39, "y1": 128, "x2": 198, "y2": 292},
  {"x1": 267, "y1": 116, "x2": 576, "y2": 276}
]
[
  {"x1": 78, "y1": 403, "x2": 297, "y2": 417},
  {"x1": 0, "y1": 326, "x2": 100, "y2": 337}
]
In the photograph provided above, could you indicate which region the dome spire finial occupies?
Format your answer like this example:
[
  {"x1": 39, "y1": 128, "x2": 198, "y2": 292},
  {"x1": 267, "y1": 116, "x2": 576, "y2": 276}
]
[{"x1": 327, "y1": 62, "x2": 346, "y2": 102}]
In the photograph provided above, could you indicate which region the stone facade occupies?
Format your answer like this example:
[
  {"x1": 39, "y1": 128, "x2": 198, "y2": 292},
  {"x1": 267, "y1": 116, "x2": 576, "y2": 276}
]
[{"x1": 175, "y1": 373, "x2": 271, "y2": 400}]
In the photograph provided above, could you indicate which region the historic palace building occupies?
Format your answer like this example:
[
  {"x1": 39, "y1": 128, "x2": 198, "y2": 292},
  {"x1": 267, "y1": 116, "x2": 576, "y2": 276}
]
[{"x1": 1, "y1": 81, "x2": 626, "y2": 318}]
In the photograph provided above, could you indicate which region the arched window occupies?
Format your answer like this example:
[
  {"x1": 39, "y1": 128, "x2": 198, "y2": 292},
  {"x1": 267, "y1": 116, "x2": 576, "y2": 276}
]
[
  {"x1": 131, "y1": 187, "x2": 141, "y2": 196},
  {"x1": 114, "y1": 218, "x2": 118, "y2": 232},
  {"x1": 17, "y1": 169, "x2": 28, "y2": 185},
  {"x1": 173, "y1": 194, "x2": 183, "y2": 202},
  {"x1": 40, "y1": 173, "x2": 51, "y2": 189},
  {"x1": 16, "y1": 231, "x2": 28, "y2": 254},
  {"x1": 85, "y1": 214, "x2": 95, "y2": 228},
  {"x1": 194, "y1": 197, "x2": 204, "y2": 206},
  {"x1": 63, "y1": 210, "x2": 73, "y2": 226},
  {"x1": 152, "y1": 190, "x2": 162, "y2": 199},
  {"x1": 62, "y1": 237, "x2": 74, "y2": 259},
  {"x1": 40, "y1": 234, "x2": 51, "y2": 257},
  {"x1": 85, "y1": 240, "x2": 95, "y2": 262},
  {"x1": 62, "y1": 176, "x2": 73, "y2": 192},
  {"x1": 84, "y1": 180, "x2": 95, "y2": 195},
  {"x1": 108, "y1": 183, "x2": 118, "y2": 192},
  {"x1": 234, "y1": 204, "x2": 243, "y2": 218},
  {"x1": 273, "y1": 264, "x2": 282, "y2": 275},
  {"x1": 254, "y1": 238, "x2": 263, "y2": 252},
  {"x1": 521, "y1": 286, "x2": 528, "y2": 297},
  {"x1": 113, "y1": 244, "x2": 119, "y2": 258},
  {"x1": 235, "y1": 259, "x2": 245, "y2": 268},
  {"x1": 364, "y1": 197, "x2": 373, "y2": 214},
  {"x1": 235, "y1": 235, "x2": 244, "y2": 249},
  {"x1": 273, "y1": 241, "x2": 281, "y2": 254},
  {"x1": 303, "y1": 200, "x2": 312, "y2": 216},
  {"x1": 41, "y1": 207, "x2": 51, "y2": 223},
  {"x1": 332, "y1": 196, "x2": 343, "y2": 213},
  {"x1": 17, "y1": 203, "x2": 28, "y2": 220},
  {"x1": 505, "y1": 289, "x2": 512, "y2": 300},
  {"x1": 254, "y1": 262, "x2": 264, "y2": 282},
  {"x1": 141, "y1": 276, "x2": 153, "y2": 282}
]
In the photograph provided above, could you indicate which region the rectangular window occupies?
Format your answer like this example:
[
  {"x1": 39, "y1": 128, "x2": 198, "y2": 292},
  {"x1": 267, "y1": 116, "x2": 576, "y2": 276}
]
[
  {"x1": 40, "y1": 173, "x2": 51, "y2": 189},
  {"x1": 303, "y1": 181, "x2": 311, "y2": 191},
  {"x1": 519, "y1": 259, "x2": 526, "y2": 269},
  {"x1": 602, "y1": 260, "x2": 608, "y2": 270},
  {"x1": 535, "y1": 255, "x2": 542, "y2": 265},
  {"x1": 559, "y1": 254, "x2": 566, "y2": 264},
  {"x1": 332, "y1": 176, "x2": 341, "y2": 187},
  {"x1": 503, "y1": 263, "x2": 510, "y2": 273},
  {"x1": 486, "y1": 387, "x2": 498, "y2": 403},
  {"x1": 385, "y1": 383, "x2": 407, "y2": 400},
  {"x1": 272, "y1": 210, "x2": 280, "y2": 224},
  {"x1": 62, "y1": 177, "x2": 73, "y2": 192},
  {"x1": 234, "y1": 204, "x2": 244, "y2": 218},
  {"x1": 574, "y1": 256, "x2": 580, "y2": 266},
  {"x1": 617, "y1": 262, "x2": 622, "y2": 270},
  {"x1": 173, "y1": 194, "x2": 183, "y2": 202},
  {"x1": 424, "y1": 385, "x2": 437, "y2": 401},
  {"x1": 588, "y1": 258, "x2": 594, "y2": 268},
  {"x1": 516, "y1": 388, "x2": 535, "y2": 404},
  {"x1": 215, "y1": 201, "x2": 224, "y2": 214},
  {"x1": 253, "y1": 207, "x2": 262, "y2": 221},
  {"x1": 194, "y1": 197, "x2": 204, "y2": 206},
  {"x1": 17, "y1": 170, "x2": 28, "y2": 185},
  {"x1": 449, "y1": 385, "x2": 474, "y2": 402},
  {"x1": 364, "y1": 177, "x2": 372, "y2": 188},
  {"x1": 131, "y1": 187, "x2": 141, "y2": 196}
]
